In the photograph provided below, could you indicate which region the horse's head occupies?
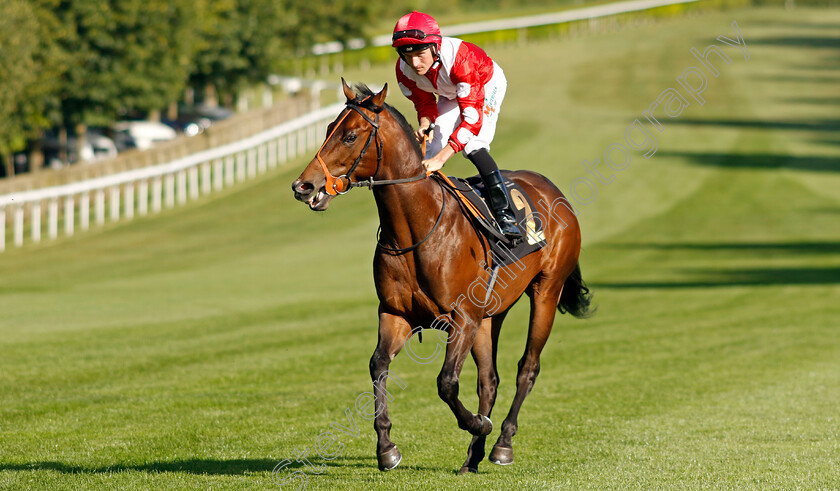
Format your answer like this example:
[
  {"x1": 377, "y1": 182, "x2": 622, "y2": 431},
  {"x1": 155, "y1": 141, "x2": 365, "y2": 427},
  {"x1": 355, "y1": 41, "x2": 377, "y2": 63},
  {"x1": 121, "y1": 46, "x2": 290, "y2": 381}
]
[{"x1": 292, "y1": 79, "x2": 388, "y2": 211}]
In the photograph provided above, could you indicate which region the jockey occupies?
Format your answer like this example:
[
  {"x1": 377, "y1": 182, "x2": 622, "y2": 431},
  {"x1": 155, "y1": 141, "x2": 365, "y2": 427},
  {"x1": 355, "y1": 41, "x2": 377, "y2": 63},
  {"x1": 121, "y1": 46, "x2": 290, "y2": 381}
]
[{"x1": 392, "y1": 11, "x2": 523, "y2": 242}]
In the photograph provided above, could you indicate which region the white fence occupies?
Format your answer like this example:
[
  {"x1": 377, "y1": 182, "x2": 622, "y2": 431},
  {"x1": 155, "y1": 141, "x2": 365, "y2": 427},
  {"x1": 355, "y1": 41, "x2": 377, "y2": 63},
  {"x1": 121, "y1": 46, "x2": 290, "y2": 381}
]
[{"x1": 0, "y1": 102, "x2": 344, "y2": 252}]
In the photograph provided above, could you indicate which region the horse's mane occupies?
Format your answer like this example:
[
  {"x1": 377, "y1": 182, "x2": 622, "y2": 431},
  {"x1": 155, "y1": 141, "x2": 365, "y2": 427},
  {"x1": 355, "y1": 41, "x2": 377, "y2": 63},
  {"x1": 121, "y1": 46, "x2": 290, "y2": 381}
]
[{"x1": 353, "y1": 84, "x2": 423, "y2": 160}]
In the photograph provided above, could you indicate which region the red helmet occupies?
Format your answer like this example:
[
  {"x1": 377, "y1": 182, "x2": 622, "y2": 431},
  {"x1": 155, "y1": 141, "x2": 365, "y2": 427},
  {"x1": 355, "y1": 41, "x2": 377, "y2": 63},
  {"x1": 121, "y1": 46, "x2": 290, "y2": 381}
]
[{"x1": 392, "y1": 11, "x2": 442, "y2": 52}]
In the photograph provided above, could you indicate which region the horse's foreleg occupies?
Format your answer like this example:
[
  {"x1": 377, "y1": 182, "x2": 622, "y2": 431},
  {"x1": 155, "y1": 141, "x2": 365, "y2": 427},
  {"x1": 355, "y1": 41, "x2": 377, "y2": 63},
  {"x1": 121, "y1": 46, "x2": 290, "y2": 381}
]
[
  {"x1": 437, "y1": 316, "x2": 493, "y2": 438},
  {"x1": 460, "y1": 313, "x2": 505, "y2": 474},
  {"x1": 370, "y1": 311, "x2": 412, "y2": 471},
  {"x1": 490, "y1": 292, "x2": 557, "y2": 466}
]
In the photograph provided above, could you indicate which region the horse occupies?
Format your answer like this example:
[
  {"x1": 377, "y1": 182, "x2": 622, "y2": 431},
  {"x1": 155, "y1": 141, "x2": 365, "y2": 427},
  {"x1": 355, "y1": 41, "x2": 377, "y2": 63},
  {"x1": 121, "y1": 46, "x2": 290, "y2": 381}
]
[{"x1": 291, "y1": 80, "x2": 592, "y2": 474}]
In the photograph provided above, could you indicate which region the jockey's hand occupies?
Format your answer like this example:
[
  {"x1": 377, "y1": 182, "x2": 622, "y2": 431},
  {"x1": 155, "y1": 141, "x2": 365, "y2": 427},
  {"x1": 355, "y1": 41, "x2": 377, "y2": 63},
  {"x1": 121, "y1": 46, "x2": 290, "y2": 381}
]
[
  {"x1": 422, "y1": 144, "x2": 455, "y2": 173},
  {"x1": 422, "y1": 156, "x2": 445, "y2": 173},
  {"x1": 415, "y1": 117, "x2": 433, "y2": 143},
  {"x1": 414, "y1": 127, "x2": 428, "y2": 143}
]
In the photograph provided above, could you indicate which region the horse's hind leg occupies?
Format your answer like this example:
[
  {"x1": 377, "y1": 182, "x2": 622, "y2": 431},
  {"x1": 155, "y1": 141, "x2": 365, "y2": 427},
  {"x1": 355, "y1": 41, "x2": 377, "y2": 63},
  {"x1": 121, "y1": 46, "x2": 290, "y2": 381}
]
[
  {"x1": 370, "y1": 311, "x2": 412, "y2": 471},
  {"x1": 437, "y1": 314, "x2": 494, "y2": 439},
  {"x1": 490, "y1": 289, "x2": 558, "y2": 465},
  {"x1": 460, "y1": 312, "x2": 505, "y2": 474}
]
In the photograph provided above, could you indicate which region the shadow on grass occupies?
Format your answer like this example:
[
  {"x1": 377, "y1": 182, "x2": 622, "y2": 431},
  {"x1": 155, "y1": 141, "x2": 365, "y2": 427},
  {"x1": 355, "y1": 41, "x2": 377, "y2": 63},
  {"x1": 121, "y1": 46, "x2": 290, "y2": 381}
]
[
  {"x1": 1, "y1": 453, "x2": 463, "y2": 476},
  {"x1": 656, "y1": 118, "x2": 840, "y2": 172},
  {"x1": 662, "y1": 118, "x2": 840, "y2": 133},
  {"x1": 753, "y1": 74, "x2": 840, "y2": 83},
  {"x1": 0, "y1": 454, "x2": 450, "y2": 475},
  {"x1": 749, "y1": 35, "x2": 840, "y2": 49},
  {"x1": 753, "y1": 21, "x2": 840, "y2": 31},
  {"x1": 791, "y1": 63, "x2": 840, "y2": 72},
  {"x1": 655, "y1": 151, "x2": 840, "y2": 173},
  {"x1": 604, "y1": 241, "x2": 840, "y2": 254},
  {"x1": 784, "y1": 97, "x2": 840, "y2": 105},
  {"x1": 594, "y1": 266, "x2": 840, "y2": 289},
  {"x1": 0, "y1": 458, "x2": 285, "y2": 475},
  {"x1": 595, "y1": 242, "x2": 840, "y2": 288}
]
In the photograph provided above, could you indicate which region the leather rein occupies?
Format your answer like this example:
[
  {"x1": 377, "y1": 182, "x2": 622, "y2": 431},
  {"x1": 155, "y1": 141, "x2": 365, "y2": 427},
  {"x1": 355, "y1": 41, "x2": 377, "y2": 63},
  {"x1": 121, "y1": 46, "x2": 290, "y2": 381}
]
[{"x1": 314, "y1": 97, "x2": 445, "y2": 254}]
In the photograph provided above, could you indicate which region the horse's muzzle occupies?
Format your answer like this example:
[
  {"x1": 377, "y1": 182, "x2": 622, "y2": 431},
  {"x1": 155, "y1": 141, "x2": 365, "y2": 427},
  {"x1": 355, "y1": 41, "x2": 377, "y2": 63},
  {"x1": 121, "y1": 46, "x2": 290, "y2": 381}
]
[{"x1": 292, "y1": 179, "x2": 333, "y2": 211}]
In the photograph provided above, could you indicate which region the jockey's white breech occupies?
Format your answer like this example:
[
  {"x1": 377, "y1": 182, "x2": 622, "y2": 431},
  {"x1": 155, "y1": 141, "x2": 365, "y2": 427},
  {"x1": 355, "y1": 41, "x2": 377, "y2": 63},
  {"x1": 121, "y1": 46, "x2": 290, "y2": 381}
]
[{"x1": 426, "y1": 62, "x2": 507, "y2": 159}]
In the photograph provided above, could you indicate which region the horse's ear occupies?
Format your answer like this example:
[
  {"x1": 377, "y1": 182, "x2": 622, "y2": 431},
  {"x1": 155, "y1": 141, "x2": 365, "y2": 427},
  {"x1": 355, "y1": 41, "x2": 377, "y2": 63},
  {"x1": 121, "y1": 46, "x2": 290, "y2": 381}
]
[
  {"x1": 341, "y1": 78, "x2": 355, "y2": 102},
  {"x1": 372, "y1": 83, "x2": 388, "y2": 107}
]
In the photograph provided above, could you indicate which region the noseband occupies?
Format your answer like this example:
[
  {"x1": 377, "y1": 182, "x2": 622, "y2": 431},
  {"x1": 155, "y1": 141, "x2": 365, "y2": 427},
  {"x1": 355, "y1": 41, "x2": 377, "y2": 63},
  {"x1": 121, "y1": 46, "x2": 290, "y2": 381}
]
[{"x1": 315, "y1": 97, "x2": 427, "y2": 196}]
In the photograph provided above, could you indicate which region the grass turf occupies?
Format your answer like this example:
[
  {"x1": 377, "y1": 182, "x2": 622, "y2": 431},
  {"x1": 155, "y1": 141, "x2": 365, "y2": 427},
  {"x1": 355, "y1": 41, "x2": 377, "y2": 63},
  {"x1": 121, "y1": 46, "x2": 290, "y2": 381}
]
[{"x1": 2, "y1": 6, "x2": 839, "y2": 490}]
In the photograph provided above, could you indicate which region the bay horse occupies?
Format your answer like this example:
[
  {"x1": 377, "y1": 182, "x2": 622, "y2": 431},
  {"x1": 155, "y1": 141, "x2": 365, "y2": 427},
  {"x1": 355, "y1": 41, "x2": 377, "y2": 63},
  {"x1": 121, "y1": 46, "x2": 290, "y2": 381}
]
[{"x1": 291, "y1": 80, "x2": 592, "y2": 474}]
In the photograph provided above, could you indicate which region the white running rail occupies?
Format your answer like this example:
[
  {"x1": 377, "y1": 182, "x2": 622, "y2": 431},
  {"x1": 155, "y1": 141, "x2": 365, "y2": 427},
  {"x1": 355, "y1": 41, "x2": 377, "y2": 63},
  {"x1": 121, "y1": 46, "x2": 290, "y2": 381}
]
[{"x1": 0, "y1": 102, "x2": 344, "y2": 252}]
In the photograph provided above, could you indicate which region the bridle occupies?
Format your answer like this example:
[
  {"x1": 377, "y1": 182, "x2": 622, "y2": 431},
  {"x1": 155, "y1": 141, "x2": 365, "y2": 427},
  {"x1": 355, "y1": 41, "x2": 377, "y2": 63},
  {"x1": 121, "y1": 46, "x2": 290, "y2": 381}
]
[
  {"x1": 315, "y1": 97, "x2": 427, "y2": 196},
  {"x1": 313, "y1": 95, "x2": 445, "y2": 254}
]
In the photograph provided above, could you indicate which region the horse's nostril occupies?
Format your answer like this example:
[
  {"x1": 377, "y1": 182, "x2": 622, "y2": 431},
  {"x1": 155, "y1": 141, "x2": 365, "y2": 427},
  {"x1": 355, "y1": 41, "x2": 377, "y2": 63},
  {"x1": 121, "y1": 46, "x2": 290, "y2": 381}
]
[{"x1": 292, "y1": 180, "x2": 315, "y2": 194}]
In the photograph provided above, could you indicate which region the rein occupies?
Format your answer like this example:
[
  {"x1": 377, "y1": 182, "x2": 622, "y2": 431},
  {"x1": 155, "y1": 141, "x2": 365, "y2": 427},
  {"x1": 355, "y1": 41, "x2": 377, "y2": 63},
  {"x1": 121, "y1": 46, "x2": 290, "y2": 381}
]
[
  {"x1": 315, "y1": 98, "x2": 427, "y2": 196},
  {"x1": 376, "y1": 178, "x2": 447, "y2": 255}
]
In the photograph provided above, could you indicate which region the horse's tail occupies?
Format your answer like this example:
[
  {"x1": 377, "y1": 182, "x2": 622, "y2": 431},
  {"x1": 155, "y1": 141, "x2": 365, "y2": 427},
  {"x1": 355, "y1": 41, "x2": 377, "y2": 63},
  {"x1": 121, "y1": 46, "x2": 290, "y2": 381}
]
[{"x1": 558, "y1": 263, "x2": 595, "y2": 318}]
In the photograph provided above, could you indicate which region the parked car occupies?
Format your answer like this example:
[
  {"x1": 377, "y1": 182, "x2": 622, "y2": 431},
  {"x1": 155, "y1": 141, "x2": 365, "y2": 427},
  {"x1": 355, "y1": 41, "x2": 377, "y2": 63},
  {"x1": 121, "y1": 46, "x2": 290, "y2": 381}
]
[
  {"x1": 87, "y1": 132, "x2": 119, "y2": 160},
  {"x1": 40, "y1": 131, "x2": 118, "y2": 169},
  {"x1": 113, "y1": 121, "x2": 177, "y2": 150},
  {"x1": 110, "y1": 129, "x2": 138, "y2": 152},
  {"x1": 162, "y1": 105, "x2": 234, "y2": 137}
]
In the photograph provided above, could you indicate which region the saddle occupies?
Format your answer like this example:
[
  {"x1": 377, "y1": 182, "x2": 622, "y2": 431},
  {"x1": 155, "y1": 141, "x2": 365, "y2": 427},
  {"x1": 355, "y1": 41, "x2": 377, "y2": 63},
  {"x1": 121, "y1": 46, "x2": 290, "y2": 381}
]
[{"x1": 432, "y1": 172, "x2": 546, "y2": 267}]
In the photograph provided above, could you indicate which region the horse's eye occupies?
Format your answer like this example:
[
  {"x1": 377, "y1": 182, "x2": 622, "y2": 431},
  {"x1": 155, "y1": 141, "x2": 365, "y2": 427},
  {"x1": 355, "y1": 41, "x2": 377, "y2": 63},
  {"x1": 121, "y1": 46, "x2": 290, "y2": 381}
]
[{"x1": 343, "y1": 133, "x2": 357, "y2": 144}]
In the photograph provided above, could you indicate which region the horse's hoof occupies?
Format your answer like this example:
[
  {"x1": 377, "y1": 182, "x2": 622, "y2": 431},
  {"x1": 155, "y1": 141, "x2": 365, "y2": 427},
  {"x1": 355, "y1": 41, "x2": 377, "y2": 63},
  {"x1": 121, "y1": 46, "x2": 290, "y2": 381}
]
[
  {"x1": 489, "y1": 445, "x2": 513, "y2": 465},
  {"x1": 478, "y1": 415, "x2": 493, "y2": 436},
  {"x1": 458, "y1": 465, "x2": 478, "y2": 474},
  {"x1": 377, "y1": 446, "x2": 402, "y2": 471}
]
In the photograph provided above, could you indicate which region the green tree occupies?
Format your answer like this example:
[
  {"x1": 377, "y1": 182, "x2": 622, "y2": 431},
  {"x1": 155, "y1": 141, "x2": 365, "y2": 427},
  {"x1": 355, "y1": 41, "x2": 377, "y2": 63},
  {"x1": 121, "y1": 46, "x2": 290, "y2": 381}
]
[
  {"x1": 0, "y1": 0, "x2": 40, "y2": 170},
  {"x1": 0, "y1": 0, "x2": 65, "y2": 176},
  {"x1": 189, "y1": 0, "x2": 375, "y2": 100},
  {"x1": 190, "y1": 0, "x2": 293, "y2": 100},
  {"x1": 284, "y1": 0, "x2": 374, "y2": 48},
  {"x1": 54, "y1": 0, "x2": 194, "y2": 126},
  {"x1": 1, "y1": 0, "x2": 386, "y2": 175},
  {"x1": 33, "y1": 0, "x2": 197, "y2": 164}
]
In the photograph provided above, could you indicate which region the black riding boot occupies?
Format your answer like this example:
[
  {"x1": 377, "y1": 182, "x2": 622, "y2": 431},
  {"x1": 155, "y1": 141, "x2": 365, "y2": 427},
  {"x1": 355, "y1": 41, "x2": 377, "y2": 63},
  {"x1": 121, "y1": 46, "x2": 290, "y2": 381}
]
[{"x1": 467, "y1": 149, "x2": 523, "y2": 243}]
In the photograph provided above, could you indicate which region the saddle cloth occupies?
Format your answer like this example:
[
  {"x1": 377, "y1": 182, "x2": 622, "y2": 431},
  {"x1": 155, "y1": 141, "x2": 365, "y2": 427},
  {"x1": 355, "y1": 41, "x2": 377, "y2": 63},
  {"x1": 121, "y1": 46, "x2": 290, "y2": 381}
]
[{"x1": 434, "y1": 172, "x2": 546, "y2": 267}]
